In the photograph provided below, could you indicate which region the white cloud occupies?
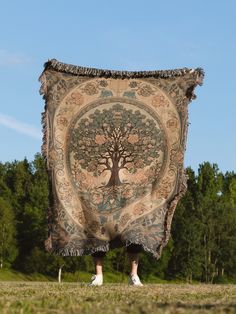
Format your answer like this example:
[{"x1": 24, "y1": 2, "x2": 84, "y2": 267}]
[
  {"x1": 0, "y1": 113, "x2": 41, "y2": 140},
  {"x1": 0, "y1": 49, "x2": 31, "y2": 66}
]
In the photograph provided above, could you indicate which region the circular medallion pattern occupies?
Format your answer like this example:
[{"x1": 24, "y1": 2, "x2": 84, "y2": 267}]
[{"x1": 66, "y1": 99, "x2": 167, "y2": 215}]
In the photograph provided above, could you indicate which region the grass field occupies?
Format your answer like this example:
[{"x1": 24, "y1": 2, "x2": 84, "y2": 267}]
[{"x1": 0, "y1": 282, "x2": 235, "y2": 313}]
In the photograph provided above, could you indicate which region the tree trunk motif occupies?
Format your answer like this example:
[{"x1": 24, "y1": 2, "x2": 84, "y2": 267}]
[{"x1": 107, "y1": 157, "x2": 122, "y2": 187}]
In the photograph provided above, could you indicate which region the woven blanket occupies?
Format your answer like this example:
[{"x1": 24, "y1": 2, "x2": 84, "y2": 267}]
[{"x1": 39, "y1": 59, "x2": 204, "y2": 259}]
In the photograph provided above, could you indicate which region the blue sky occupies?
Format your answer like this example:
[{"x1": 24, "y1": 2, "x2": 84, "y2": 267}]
[{"x1": 0, "y1": 0, "x2": 235, "y2": 173}]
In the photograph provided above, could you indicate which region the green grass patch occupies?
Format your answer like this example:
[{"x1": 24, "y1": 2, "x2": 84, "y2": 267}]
[
  {"x1": 0, "y1": 282, "x2": 235, "y2": 313},
  {"x1": 0, "y1": 268, "x2": 54, "y2": 282}
]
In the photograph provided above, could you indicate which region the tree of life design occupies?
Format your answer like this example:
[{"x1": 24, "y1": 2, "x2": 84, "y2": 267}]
[{"x1": 69, "y1": 103, "x2": 164, "y2": 187}]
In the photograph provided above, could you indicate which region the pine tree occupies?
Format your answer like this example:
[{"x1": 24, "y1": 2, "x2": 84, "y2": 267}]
[
  {"x1": 167, "y1": 168, "x2": 203, "y2": 282},
  {"x1": 215, "y1": 173, "x2": 236, "y2": 280},
  {"x1": 0, "y1": 197, "x2": 18, "y2": 268},
  {"x1": 197, "y1": 162, "x2": 224, "y2": 283}
]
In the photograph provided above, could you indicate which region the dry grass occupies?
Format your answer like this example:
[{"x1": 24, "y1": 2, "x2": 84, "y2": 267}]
[{"x1": 0, "y1": 282, "x2": 235, "y2": 313}]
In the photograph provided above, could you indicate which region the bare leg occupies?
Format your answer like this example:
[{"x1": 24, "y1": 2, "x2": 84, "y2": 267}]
[
  {"x1": 127, "y1": 252, "x2": 140, "y2": 275},
  {"x1": 88, "y1": 254, "x2": 104, "y2": 285},
  {"x1": 93, "y1": 256, "x2": 104, "y2": 275},
  {"x1": 127, "y1": 252, "x2": 143, "y2": 285}
]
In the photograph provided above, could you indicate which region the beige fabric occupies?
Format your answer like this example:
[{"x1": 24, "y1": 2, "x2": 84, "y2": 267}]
[{"x1": 39, "y1": 59, "x2": 204, "y2": 259}]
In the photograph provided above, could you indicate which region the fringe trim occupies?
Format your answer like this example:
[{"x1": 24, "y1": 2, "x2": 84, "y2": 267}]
[
  {"x1": 124, "y1": 239, "x2": 161, "y2": 259},
  {"x1": 161, "y1": 175, "x2": 188, "y2": 249},
  {"x1": 39, "y1": 71, "x2": 49, "y2": 166},
  {"x1": 42, "y1": 58, "x2": 205, "y2": 81},
  {"x1": 41, "y1": 110, "x2": 48, "y2": 160},
  {"x1": 47, "y1": 243, "x2": 110, "y2": 257},
  {"x1": 38, "y1": 72, "x2": 48, "y2": 96},
  {"x1": 46, "y1": 237, "x2": 162, "y2": 259}
]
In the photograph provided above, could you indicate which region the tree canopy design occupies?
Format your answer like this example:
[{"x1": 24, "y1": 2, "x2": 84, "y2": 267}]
[{"x1": 69, "y1": 103, "x2": 164, "y2": 187}]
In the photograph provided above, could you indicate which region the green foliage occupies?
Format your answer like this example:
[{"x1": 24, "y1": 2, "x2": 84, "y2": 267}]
[
  {"x1": 0, "y1": 268, "x2": 54, "y2": 281},
  {"x1": 137, "y1": 239, "x2": 174, "y2": 281},
  {"x1": 23, "y1": 247, "x2": 64, "y2": 276},
  {"x1": 0, "y1": 197, "x2": 18, "y2": 268},
  {"x1": 167, "y1": 168, "x2": 203, "y2": 282},
  {"x1": 168, "y1": 163, "x2": 236, "y2": 283}
]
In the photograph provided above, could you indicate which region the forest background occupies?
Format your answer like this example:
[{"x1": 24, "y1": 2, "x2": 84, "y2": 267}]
[{"x1": 0, "y1": 154, "x2": 235, "y2": 283}]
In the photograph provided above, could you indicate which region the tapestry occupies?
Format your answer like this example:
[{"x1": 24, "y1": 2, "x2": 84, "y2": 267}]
[{"x1": 39, "y1": 59, "x2": 204, "y2": 259}]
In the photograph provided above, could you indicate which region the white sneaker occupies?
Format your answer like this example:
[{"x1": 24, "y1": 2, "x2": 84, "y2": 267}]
[
  {"x1": 88, "y1": 274, "x2": 103, "y2": 286},
  {"x1": 128, "y1": 274, "x2": 144, "y2": 286}
]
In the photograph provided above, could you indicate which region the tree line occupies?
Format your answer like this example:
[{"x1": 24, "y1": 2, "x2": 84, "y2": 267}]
[{"x1": 0, "y1": 153, "x2": 235, "y2": 283}]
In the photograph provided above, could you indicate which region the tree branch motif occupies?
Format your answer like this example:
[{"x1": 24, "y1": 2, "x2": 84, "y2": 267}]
[{"x1": 69, "y1": 103, "x2": 164, "y2": 187}]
